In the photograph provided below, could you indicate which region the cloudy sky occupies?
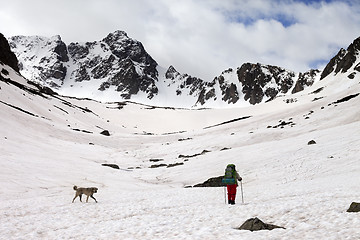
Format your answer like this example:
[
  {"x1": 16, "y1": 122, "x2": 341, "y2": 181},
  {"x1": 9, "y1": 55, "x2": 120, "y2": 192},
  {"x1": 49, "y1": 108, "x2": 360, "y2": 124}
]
[{"x1": 1, "y1": 0, "x2": 360, "y2": 80}]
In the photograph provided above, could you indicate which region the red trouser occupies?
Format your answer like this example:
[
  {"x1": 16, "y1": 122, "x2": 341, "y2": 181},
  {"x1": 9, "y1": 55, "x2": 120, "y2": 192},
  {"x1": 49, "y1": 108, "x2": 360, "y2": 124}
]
[{"x1": 227, "y1": 184, "x2": 237, "y2": 201}]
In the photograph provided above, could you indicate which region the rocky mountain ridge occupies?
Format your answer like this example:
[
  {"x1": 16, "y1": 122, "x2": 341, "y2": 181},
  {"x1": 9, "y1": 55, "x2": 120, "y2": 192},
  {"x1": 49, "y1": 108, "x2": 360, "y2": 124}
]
[{"x1": 7, "y1": 31, "x2": 360, "y2": 107}]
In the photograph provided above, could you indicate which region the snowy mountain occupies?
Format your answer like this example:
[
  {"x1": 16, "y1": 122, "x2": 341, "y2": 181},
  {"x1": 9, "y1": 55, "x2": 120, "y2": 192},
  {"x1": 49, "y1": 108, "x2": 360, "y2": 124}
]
[
  {"x1": 11, "y1": 31, "x2": 358, "y2": 108},
  {"x1": 9, "y1": 31, "x2": 159, "y2": 100},
  {"x1": 1, "y1": 31, "x2": 360, "y2": 239}
]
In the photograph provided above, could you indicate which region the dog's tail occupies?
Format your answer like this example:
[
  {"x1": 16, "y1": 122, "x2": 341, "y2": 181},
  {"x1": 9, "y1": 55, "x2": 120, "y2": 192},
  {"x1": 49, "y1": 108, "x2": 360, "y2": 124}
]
[{"x1": 73, "y1": 185, "x2": 78, "y2": 191}]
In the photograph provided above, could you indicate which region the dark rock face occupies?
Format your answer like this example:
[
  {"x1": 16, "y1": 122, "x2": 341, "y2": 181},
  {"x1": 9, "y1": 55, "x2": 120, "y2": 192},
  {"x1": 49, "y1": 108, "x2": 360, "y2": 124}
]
[
  {"x1": 68, "y1": 42, "x2": 90, "y2": 60},
  {"x1": 216, "y1": 71, "x2": 240, "y2": 104},
  {"x1": 195, "y1": 79, "x2": 216, "y2": 105},
  {"x1": 292, "y1": 69, "x2": 320, "y2": 94},
  {"x1": 197, "y1": 63, "x2": 320, "y2": 106},
  {"x1": 222, "y1": 83, "x2": 238, "y2": 103},
  {"x1": 196, "y1": 68, "x2": 241, "y2": 105},
  {"x1": 321, "y1": 49, "x2": 347, "y2": 80},
  {"x1": 99, "y1": 31, "x2": 159, "y2": 99},
  {"x1": 0, "y1": 33, "x2": 19, "y2": 72},
  {"x1": 321, "y1": 37, "x2": 360, "y2": 80},
  {"x1": 164, "y1": 65, "x2": 214, "y2": 103},
  {"x1": 237, "y1": 63, "x2": 295, "y2": 104},
  {"x1": 38, "y1": 36, "x2": 68, "y2": 84},
  {"x1": 197, "y1": 69, "x2": 239, "y2": 105},
  {"x1": 54, "y1": 38, "x2": 69, "y2": 62},
  {"x1": 238, "y1": 217, "x2": 285, "y2": 231},
  {"x1": 335, "y1": 37, "x2": 360, "y2": 74},
  {"x1": 165, "y1": 65, "x2": 180, "y2": 80}
]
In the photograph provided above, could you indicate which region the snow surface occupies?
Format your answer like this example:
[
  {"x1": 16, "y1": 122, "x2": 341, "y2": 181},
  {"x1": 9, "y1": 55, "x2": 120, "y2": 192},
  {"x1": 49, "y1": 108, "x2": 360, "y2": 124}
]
[
  {"x1": 1, "y1": 62, "x2": 360, "y2": 239},
  {"x1": 9, "y1": 35, "x2": 65, "y2": 87}
]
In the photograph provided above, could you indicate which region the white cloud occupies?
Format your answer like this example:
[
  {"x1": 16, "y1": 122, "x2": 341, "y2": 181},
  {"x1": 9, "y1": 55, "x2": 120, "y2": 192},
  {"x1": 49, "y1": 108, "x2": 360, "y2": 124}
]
[{"x1": 1, "y1": 0, "x2": 360, "y2": 80}]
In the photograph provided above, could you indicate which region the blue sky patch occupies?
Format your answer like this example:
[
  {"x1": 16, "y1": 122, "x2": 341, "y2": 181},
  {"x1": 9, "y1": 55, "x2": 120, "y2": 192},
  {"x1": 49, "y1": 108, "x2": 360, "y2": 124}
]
[
  {"x1": 228, "y1": 13, "x2": 297, "y2": 28},
  {"x1": 295, "y1": 0, "x2": 334, "y2": 4},
  {"x1": 309, "y1": 59, "x2": 329, "y2": 70}
]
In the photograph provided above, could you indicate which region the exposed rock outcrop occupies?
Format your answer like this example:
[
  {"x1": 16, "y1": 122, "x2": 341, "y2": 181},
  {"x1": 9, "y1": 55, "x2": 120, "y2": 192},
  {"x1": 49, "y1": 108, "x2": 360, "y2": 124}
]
[
  {"x1": 193, "y1": 176, "x2": 226, "y2": 187},
  {"x1": 321, "y1": 37, "x2": 360, "y2": 80},
  {"x1": 237, "y1": 63, "x2": 295, "y2": 104},
  {"x1": 238, "y1": 217, "x2": 285, "y2": 231},
  {"x1": 0, "y1": 33, "x2": 19, "y2": 72},
  {"x1": 292, "y1": 69, "x2": 320, "y2": 94},
  {"x1": 347, "y1": 202, "x2": 360, "y2": 212}
]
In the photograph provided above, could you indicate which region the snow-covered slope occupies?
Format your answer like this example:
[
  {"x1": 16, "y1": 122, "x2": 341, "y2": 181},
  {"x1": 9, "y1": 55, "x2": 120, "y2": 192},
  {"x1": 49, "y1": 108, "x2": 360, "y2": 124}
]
[
  {"x1": 9, "y1": 35, "x2": 68, "y2": 87},
  {"x1": 1, "y1": 37, "x2": 360, "y2": 240}
]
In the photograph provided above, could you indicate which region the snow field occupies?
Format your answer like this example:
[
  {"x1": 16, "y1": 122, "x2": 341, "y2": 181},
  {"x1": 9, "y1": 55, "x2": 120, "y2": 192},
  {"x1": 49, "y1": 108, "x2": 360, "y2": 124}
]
[
  {"x1": 1, "y1": 63, "x2": 360, "y2": 239},
  {"x1": 0, "y1": 186, "x2": 359, "y2": 240}
]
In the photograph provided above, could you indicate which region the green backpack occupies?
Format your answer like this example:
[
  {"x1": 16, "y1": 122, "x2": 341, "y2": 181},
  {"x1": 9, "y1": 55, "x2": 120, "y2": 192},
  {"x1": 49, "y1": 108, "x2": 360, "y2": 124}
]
[{"x1": 222, "y1": 164, "x2": 236, "y2": 184}]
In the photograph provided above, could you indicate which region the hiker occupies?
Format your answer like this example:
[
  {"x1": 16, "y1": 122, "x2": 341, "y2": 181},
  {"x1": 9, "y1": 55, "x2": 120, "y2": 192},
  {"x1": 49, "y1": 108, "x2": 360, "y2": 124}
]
[{"x1": 222, "y1": 164, "x2": 242, "y2": 205}]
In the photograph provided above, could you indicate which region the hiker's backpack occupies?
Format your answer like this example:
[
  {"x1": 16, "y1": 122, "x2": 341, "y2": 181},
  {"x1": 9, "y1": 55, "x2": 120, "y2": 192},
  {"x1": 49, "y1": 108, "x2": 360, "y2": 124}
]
[{"x1": 222, "y1": 164, "x2": 236, "y2": 184}]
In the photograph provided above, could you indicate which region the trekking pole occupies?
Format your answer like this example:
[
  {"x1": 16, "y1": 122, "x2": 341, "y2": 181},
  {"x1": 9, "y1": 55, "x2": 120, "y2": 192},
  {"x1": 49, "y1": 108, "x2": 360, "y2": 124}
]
[
  {"x1": 224, "y1": 186, "x2": 227, "y2": 204},
  {"x1": 240, "y1": 181, "x2": 244, "y2": 204}
]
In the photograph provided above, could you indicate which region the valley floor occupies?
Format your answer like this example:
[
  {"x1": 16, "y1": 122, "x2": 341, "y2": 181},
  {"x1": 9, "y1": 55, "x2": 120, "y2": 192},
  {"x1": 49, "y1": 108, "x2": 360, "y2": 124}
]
[
  {"x1": 0, "y1": 186, "x2": 359, "y2": 240},
  {"x1": 1, "y1": 64, "x2": 360, "y2": 239}
]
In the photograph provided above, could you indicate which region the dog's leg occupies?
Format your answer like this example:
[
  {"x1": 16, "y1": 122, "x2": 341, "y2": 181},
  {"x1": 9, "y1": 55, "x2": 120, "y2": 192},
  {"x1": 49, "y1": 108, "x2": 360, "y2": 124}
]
[
  {"x1": 86, "y1": 195, "x2": 89, "y2": 202},
  {"x1": 90, "y1": 195, "x2": 98, "y2": 203},
  {"x1": 72, "y1": 193, "x2": 79, "y2": 203},
  {"x1": 79, "y1": 194, "x2": 83, "y2": 202}
]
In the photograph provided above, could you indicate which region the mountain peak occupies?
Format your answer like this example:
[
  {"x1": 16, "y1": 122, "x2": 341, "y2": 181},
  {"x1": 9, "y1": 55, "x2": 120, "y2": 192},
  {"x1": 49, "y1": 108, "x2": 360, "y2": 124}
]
[
  {"x1": 165, "y1": 65, "x2": 180, "y2": 80},
  {"x1": 347, "y1": 36, "x2": 360, "y2": 57},
  {"x1": 321, "y1": 35, "x2": 360, "y2": 80},
  {"x1": 103, "y1": 30, "x2": 130, "y2": 42},
  {"x1": 50, "y1": 35, "x2": 63, "y2": 42}
]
